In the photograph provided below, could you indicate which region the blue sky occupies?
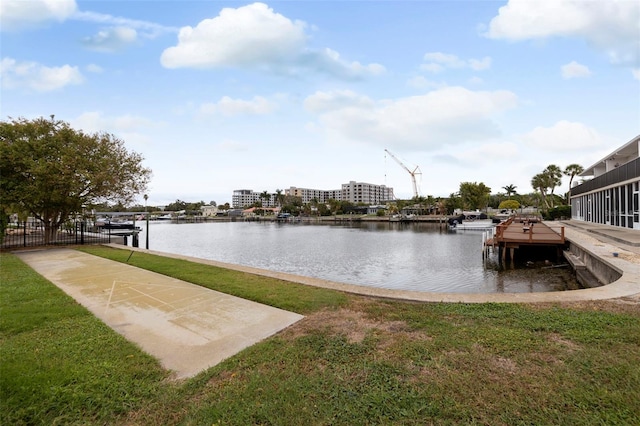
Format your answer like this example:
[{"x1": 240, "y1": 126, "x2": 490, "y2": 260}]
[{"x1": 2, "y1": 0, "x2": 639, "y2": 206}]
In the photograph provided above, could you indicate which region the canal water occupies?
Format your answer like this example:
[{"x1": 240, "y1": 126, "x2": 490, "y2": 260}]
[{"x1": 135, "y1": 221, "x2": 577, "y2": 294}]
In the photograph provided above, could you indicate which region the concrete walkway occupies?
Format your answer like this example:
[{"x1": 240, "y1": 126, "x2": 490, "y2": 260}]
[
  {"x1": 558, "y1": 220, "x2": 640, "y2": 248},
  {"x1": 15, "y1": 248, "x2": 303, "y2": 380}
]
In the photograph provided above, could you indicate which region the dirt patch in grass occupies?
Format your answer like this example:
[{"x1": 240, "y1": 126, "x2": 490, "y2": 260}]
[
  {"x1": 281, "y1": 306, "x2": 431, "y2": 345},
  {"x1": 492, "y1": 355, "x2": 518, "y2": 374},
  {"x1": 548, "y1": 332, "x2": 580, "y2": 352}
]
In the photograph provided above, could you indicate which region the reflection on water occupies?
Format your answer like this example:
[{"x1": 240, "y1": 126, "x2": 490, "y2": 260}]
[{"x1": 135, "y1": 221, "x2": 577, "y2": 294}]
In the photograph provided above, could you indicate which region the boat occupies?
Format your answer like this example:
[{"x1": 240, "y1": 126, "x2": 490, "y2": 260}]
[
  {"x1": 96, "y1": 219, "x2": 140, "y2": 230},
  {"x1": 448, "y1": 218, "x2": 497, "y2": 231},
  {"x1": 389, "y1": 214, "x2": 416, "y2": 223}
]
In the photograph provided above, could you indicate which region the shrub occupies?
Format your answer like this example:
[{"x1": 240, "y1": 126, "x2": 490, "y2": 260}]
[{"x1": 545, "y1": 205, "x2": 571, "y2": 220}]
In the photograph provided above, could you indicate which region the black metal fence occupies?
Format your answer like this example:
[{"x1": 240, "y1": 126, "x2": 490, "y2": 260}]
[
  {"x1": 1, "y1": 219, "x2": 115, "y2": 249},
  {"x1": 572, "y1": 157, "x2": 640, "y2": 196}
]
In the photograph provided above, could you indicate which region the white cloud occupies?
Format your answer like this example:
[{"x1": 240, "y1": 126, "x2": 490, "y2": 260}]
[
  {"x1": 0, "y1": 0, "x2": 76, "y2": 31},
  {"x1": 303, "y1": 48, "x2": 385, "y2": 78},
  {"x1": 423, "y1": 52, "x2": 466, "y2": 69},
  {"x1": 71, "y1": 113, "x2": 157, "y2": 151},
  {"x1": 454, "y1": 141, "x2": 519, "y2": 164},
  {"x1": 406, "y1": 76, "x2": 442, "y2": 90},
  {"x1": 304, "y1": 90, "x2": 374, "y2": 113},
  {"x1": 304, "y1": 86, "x2": 518, "y2": 149},
  {"x1": 72, "y1": 111, "x2": 157, "y2": 135},
  {"x1": 72, "y1": 10, "x2": 178, "y2": 38},
  {"x1": 83, "y1": 26, "x2": 137, "y2": 52},
  {"x1": 199, "y1": 96, "x2": 276, "y2": 116},
  {"x1": 521, "y1": 121, "x2": 602, "y2": 151},
  {"x1": 160, "y1": 2, "x2": 384, "y2": 78},
  {"x1": 561, "y1": 61, "x2": 592, "y2": 79},
  {"x1": 469, "y1": 56, "x2": 492, "y2": 71},
  {"x1": 0, "y1": 57, "x2": 83, "y2": 91},
  {"x1": 161, "y1": 2, "x2": 307, "y2": 69},
  {"x1": 421, "y1": 52, "x2": 492, "y2": 73},
  {"x1": 86, "y1": 64, "x2": 104, "y2": 73},
  {"x1": 485, "y1": 0, "x2": 640, "y2": 67},
  {"x1": 0, "y1": 0, "x2": 176, "y2": 51},
  {"x1": 633, "y1": 69, "x2": 640, "y2": 80}
]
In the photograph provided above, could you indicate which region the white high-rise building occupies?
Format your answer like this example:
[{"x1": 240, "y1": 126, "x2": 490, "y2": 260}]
[
  {"x1": 232, "y1": 189, "x2": 277, "y2": 208},
  {"x1": 341, "y1": 181, "x2": 395, "y2": 204},
  {"x1": 237, "y1": 181, "x2": 394, "y2": 208},
  {"x1": 286, "y1": 187, "x2": 342, "y2": 204},
  {"x1": 232, "y1": 190, "x2": 257, "y2": 208},
  {"x1": 286, "y1": 182, "x2": 394, "y2": 205}
]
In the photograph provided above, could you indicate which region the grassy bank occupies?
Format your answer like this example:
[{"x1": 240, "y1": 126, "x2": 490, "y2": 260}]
[
  {"x1": 0, "y1": 253, "x2": 168, "y2": 425},
  {"x1": 2, "y1": 247, "x2": 639, "y2": 425}
]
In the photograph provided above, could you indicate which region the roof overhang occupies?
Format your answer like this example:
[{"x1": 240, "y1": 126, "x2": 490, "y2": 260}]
[{"x1": 581, "y1": 134, "x2": 640, "y2": 178}]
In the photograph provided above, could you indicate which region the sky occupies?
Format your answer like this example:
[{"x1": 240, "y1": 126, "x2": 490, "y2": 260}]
[{"x1": 1, "y1": 0, "x2": 639, "y2": 206}]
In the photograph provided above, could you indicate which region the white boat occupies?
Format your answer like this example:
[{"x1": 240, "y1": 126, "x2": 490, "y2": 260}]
[{"x1": 449, "y1": 219, "x2": 497, "y2": 231}]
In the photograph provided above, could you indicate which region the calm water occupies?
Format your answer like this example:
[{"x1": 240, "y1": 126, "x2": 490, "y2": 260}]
[{"x1": 134, "y1": 221, "x2": 576, "y2": 294}]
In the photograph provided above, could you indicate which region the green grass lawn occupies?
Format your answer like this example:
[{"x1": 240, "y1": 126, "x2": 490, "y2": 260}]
[{"x1": 2, "y1": 247, "x2": 639, "y2": 425}]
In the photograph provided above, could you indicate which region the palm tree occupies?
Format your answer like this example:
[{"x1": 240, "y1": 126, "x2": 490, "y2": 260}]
[
  {"x1": 564, "y1": 163, "x2": 584, "y2": 202},
  {"x1": 310, "y1": 197, "x2": 319, "y2": 216},
  {"x1": 259, "y1": 191, "x2": 271, "y2": 215},
  {"x1": 543, "y1": 165, "x2": 563, "y2": 207},
  {"x1": 502, "y1": 184, "x2": 517, "y2": 198},
  {"x1": 275, "y1": 189, "x2": 284, "y2": 207},
  {"x1": 531, "y1": 173, "x2": 550, "y2": 209}
]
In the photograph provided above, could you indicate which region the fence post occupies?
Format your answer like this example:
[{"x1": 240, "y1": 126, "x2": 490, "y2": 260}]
[{"x1": 23, "y1": 221, "x2": 27, "y2": 247}]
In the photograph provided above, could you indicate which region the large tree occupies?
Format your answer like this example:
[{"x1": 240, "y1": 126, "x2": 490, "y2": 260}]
[
  {"x1": 531, "y1": 165, "x2": 564, "y2": 210},
  {"x1": 0, "y1": 116, "x2": 151, "y2": 243},
  {"x1": 458, "y1": 182, "x2": 491, "y2": 210}
]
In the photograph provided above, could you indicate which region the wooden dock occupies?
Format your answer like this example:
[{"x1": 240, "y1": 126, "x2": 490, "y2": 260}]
[{"x1": 484, "y1": 217, "x2": 566, "y2": 262}]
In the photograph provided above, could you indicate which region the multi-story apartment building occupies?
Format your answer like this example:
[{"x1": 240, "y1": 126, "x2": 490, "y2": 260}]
[
  {"x1": 341, "y1": 181, "x2": 395, "y2": 205},
  {"x1": 285, "y1": 182, "x2": 394, "y2": 205},
  {"x1": 285, "y1": 187, "x2": 343, "y2": 204},
  {"x1": 232, "y1": 189, "x2": 277, "y2": 209},
  {"x1": 286, "y1": 187, "x2": 325, "y2": 204},
  {"x1": 238, "y1": 181, "x2": 394, "y2": 208},
  {"x1": 570, "y1": 134, "x2": 639, "y2": 230},
  {"x1": 232, "y1": 190, "x2": 257, "y2": 208}
]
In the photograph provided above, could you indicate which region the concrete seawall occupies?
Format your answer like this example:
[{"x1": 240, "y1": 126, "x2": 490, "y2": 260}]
[{"x1": 565, "y1": 242, "x2": 622, "y2": 287}]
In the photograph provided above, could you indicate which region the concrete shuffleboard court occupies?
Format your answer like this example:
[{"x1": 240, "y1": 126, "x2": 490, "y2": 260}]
[{"x1": 15, "y1": 248, "x2": 304, "y2": 379}]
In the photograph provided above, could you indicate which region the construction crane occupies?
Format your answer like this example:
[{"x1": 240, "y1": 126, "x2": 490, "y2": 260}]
[{"x1": 385, "y1": 149, "x2": 422, "y2": 198}]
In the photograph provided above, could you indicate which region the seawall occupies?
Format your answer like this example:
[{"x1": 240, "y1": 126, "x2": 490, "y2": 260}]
[{"x1": 565, "y1": 241, "x2": 622, "y2": 288}]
